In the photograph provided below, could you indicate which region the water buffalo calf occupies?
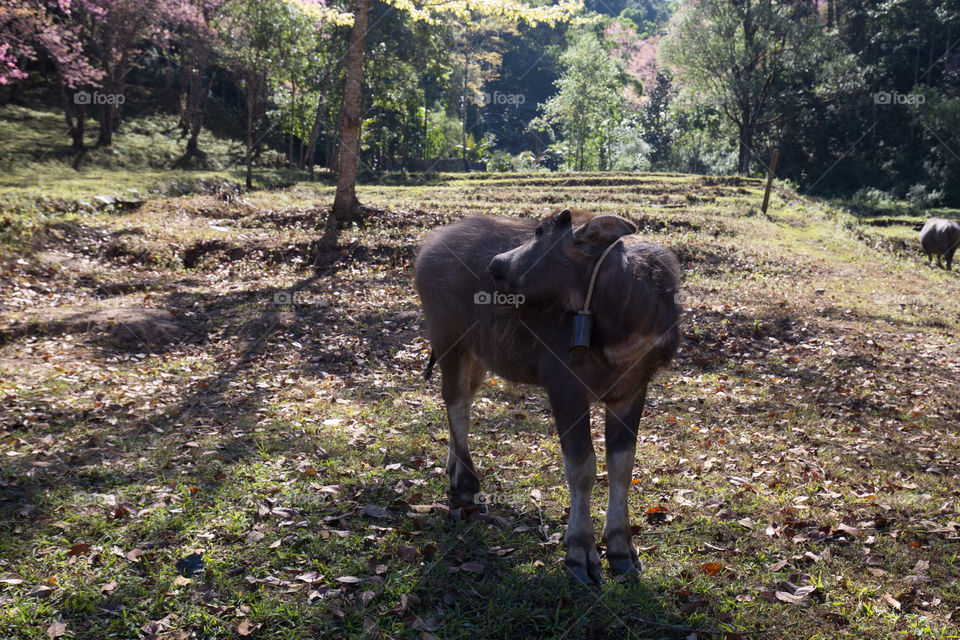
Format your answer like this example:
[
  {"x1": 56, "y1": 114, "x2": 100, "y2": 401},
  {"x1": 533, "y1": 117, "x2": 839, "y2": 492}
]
[
  {"x1": 414, "y1": 208, "x2": 680, "y2": 583},
  {"x1": 917, "y1": 217, "x2": 960, "y2": 270}
]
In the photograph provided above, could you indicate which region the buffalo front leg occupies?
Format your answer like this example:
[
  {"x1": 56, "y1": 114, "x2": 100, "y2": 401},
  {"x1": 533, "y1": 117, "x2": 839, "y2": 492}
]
[
  {"x1": 602, "y1": 389, "x2": 647, "y2": 577},
  {"x1": 549, "y1": 387, "x2": 601, "y2": 584},
  {"x1": 440, "y1": 350, "x2": 486, "y2": 505}
]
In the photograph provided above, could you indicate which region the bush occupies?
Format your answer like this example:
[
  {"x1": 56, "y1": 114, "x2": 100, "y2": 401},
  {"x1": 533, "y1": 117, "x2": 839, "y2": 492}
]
[
  {"x1": 852, "y1": 187, "x2": 893, "y2": 206},
  {"x1": 906, "y1": 183, "x2": 943, "y2": 209},
  {"x1": 487, "y1": 151, "x2": 512, "y2": 173},
  {"x1": 511, "y1": 151, "x2": 538, "y2": 172}
]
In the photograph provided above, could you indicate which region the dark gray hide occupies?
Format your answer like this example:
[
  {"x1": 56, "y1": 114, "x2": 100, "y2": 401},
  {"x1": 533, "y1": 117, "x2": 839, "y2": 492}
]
[
  {"x1": 919, "y1": 217, "x2": 960, "y2": 270},
  {"x1": 414, "y1": 208, "x2": 680, "y2": 583}
]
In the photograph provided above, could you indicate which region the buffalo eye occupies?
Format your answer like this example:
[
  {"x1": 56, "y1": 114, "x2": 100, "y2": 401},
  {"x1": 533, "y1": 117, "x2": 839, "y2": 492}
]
[{"x1": 535, "y1": 226, "x2": 543, "y2": 237}]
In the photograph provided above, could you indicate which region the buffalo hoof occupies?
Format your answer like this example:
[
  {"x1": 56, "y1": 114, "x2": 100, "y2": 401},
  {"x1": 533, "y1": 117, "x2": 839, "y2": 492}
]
[
  {"x1": 564, "y1": 545, "x2": 603, "y2": 585},
  {"x1": 607, "y1": 551, "x2": 642, "y2": 578},
  {"x1": 603, "y1": 531, "x2": 642, "y2": 577},
  {"x1": 448, "y1": 467, "x2": 480, "y2": 509},
  {"x1": 448, "y1": 494, "x2": 487, "y2": 514}
]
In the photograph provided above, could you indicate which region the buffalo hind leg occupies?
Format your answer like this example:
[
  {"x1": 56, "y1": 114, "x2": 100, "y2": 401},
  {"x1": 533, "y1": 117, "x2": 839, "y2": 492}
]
[
  {"x1": 440, "y1": 349, "x2": 486, "y2": 505},
  {"x1": 549, "y1": 386, "x2": 601, "y2": 584},
  {"x1": 602, "y1": 387, "x2": 647, "y2": 577}
]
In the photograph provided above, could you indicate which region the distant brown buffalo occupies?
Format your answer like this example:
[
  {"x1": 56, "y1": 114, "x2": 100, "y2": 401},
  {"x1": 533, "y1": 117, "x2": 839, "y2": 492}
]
[
  {"x1": 916, "y1": 217, "x2": 960, "y2": 270},
  {"x1": 415, "y1": 208, "x2": 680, "y2": 584}
]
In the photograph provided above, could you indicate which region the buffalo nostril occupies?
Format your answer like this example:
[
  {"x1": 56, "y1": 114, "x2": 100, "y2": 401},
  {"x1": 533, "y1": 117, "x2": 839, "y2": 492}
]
[{"x1": 489, "y1": 259, "x2": 506, "y2": 281}]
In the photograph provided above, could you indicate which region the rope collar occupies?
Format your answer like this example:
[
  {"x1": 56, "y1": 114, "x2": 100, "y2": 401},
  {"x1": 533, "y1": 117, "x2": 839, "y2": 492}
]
[
  {"x1": 581, "y1": 238, "x2": 623, "y2": 313},
  {"x1": 570, "y1": 237, "x2": 626, "y2": 353}
]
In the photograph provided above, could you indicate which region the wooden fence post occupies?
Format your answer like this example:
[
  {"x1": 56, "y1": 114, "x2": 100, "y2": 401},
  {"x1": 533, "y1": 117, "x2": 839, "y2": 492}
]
[{"x1": 761, "y1": 150, "x2": 780, "y2": 214}]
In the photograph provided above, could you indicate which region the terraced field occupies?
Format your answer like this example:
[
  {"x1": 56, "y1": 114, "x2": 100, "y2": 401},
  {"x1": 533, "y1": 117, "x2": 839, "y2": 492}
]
[{"x1": 1, "y1": 172, "x2": 959, "y2": 639}]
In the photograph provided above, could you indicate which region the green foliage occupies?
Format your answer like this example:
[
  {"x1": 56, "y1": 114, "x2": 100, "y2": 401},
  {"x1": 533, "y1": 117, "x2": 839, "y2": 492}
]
[
  {"x1": 662, "y1": 0, "x2": 856, "y2": 175},
  {"x1": 5, "y1": 0, "x2": 960, "y2": 208},
  {"x1": 607, "y1": 118, "x2": 651, "y2": 171},
  {"x1": 424, "y1": 108, "x2": 462, "y2": 159},
  {"x1": 264, "y1": 4, "x2": 340, "y2": 150},
  {"x1": 486, "y1": 149, "x2": 540, "y2": 172},
  {"x1": 541, "y1": 29, "x2": 624, "y2": 170}
]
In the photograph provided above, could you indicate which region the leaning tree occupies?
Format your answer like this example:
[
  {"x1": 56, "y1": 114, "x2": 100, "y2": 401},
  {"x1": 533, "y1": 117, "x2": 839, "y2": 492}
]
[{"x1": 329, "y1": 0, "x2": 584, "y2": 227}]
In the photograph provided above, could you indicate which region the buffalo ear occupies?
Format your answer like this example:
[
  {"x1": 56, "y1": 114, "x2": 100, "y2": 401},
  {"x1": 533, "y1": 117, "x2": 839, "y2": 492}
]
[
  {"x1": 553, "y1": 208, "x2": 571, "y2": 228},
  {"x1": 573, "y1": 215, "x2": 636, "y2": 254}
]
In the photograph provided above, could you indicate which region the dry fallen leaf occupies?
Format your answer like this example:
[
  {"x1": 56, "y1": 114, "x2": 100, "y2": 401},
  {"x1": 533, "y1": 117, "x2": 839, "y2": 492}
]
[
  {"x1": 388, "y1": 592, "x2": 421, "y2": 616},
  {"x1": 700, "y1": 562, "x2": 723, "y2": 576},
  {"x1": 111, "y1": 505, "x2": 132, "y2": 520},
  {"x1": 396, "y1": 545, "x2": 419, "y2": 561},
  {"x1": 236, "y1": 618, "x2": 259, "y2": 636},
  {"x1": 27, "y1": 585, "x2": 55, "y2": 599},
  {"x1": 460, "y1": 561, "x2": 485, "y2": 574},
  {"x1": 646, "y1": 505, "x2": 669, "y2": 524},
  {"x1": 100, "y1": 580, "x2": 118, "y2": 593},
  {"x1": 775, "y1": 585, "x2": 815, "y2": 606},
  {"x1": 410, "y1": 616, "x2": 444, "y2": 631},
  {"x1": 883, "y1": 593, "x2": 901, "y2": 611},
  {"x1": 768, "y1": 559, "x2": 789, "y2": 572},
  {"x1": 46, "y1": 621, "x2": 67, "y2": 639},
  {"x1": 362, "y1": 505, "x2": 392, "y2": 519}
]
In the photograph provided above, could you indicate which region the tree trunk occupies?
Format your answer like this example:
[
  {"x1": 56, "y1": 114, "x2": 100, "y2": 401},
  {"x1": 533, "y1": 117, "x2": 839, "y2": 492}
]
[
  {"x1": 331, "y1": 0, "x2": 371, "y2": 227},
  {"x1": 98, "y1": 101, "x2": 114, "y2": 146},
  {"x1": 186, "y1": 67, "x2": 216, "y2": 156},
  {"x1": 737, "y1": 122, "x2": 752, "y2": 175},
  {"x1": 288, "y1": 79, "x2": 296, "y2": 164},
  {"x1": 422, "y1": 92, "x2": 428, "y2": 159},
  {"x1": 244, "y1": 69, "x2": 263, "y2": 189},
  {"x1": 576, "y1": 119, "x2": 584, "y2": 171},
  {"x1": 245, "y1": 101, "x2": 253, "y2": 189},
  {"x1": 58, "y1": 79, "x2": 85, "y2": 151},
  {"x1": 97, "y1": 68, "x2": 121, "y2": 147},
  {"x1": 599, "y1": 131, "x2": 607, "y2": 172},
  {"x1": 304, "y1": 98, "x2": 324, "y2": 171},
  {"x1": 74, "y1": 103, "x2": 86, "y2": 151},
  {"x1": 304, "y1": 93, "x2": 326, "y2": 171},
  {"x1": 460, "y1": 52, "x2": 469, "y2": 171}
]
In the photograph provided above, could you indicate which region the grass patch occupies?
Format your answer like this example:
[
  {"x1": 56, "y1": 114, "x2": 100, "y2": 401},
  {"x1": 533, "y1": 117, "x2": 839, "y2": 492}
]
[{"x1": 1, "y1": 166, "x2": 960, "y2": 638}]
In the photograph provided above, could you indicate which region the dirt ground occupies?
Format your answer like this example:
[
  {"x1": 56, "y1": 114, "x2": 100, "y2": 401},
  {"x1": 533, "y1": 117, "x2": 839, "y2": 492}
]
[{"x1": 1, "y1": 173, "x2": 960, "y2": 639}]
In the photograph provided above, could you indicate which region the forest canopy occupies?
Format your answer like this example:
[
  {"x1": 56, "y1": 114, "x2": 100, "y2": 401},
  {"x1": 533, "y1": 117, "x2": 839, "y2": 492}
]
[{"x1": 2, "y1": 0, "x2": 959, "y2": 204}]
